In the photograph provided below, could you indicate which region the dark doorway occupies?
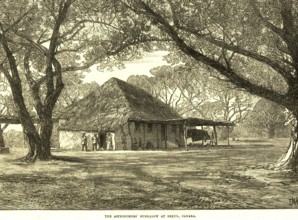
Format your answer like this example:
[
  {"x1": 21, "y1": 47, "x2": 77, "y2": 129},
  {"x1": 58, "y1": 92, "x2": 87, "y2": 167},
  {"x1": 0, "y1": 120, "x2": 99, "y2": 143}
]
[{"x1": 99, "y1": 131, "x2": 106, "y2": 150}]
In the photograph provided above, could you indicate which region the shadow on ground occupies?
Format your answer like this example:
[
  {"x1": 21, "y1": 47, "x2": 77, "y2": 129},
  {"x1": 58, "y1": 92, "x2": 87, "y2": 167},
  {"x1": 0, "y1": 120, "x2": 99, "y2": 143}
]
[{"x1": 0, "y1": 138, "x2": 296, "y2": 209}]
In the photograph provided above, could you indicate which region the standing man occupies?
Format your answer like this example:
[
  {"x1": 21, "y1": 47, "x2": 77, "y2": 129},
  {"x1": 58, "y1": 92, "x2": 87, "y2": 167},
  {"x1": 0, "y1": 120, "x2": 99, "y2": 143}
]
[
  {"x1": 111, "y1": 132, "x2": 116, "y2": 150},
  {"x1": 81, "y1": 133, "x2": 87, "y2": 151},
  {"x1": 106, "y1": 132, "x2": 112, "y2": 150},
  {"x1": 91, "y1": 133, "x2": 98, "y2": 151}
]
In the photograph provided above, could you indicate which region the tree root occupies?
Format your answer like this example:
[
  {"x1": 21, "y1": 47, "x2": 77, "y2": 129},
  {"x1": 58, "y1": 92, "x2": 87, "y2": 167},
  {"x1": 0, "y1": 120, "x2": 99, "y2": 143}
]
[
  {"x1": 273, "y1": 138, "x2": 298, "y2": 172},
  {"x1": 274, "y1": 158, "x2": 298, "y2": 173},
  {"x1": 17, "y1": 153, "x2": 53, "y2": 163}
]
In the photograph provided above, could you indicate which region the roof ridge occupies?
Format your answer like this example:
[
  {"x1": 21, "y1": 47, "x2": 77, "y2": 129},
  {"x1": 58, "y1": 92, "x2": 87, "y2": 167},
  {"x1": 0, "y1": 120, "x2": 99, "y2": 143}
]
[{"x1": 109, "y1": 78, "x2": 135, "y2": 118}]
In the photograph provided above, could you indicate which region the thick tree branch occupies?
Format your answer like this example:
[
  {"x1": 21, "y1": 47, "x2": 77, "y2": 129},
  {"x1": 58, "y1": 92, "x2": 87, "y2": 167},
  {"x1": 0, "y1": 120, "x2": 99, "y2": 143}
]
[
  {"x1": 136, "y1": 0, "x2": 288, "y2": 107},
  {"x1": 23, "y1": 50, "x2": 43, "y2": 116},
  {"x1": 44, "y1": 58, "x2": 64, "y2": 111},
  {"x1": 0, "y1": 63, "x2": 12, "y2": 82},
  {"x1": 46, "y1": 0, "x2": 74, "y2": 96},
  {"x1": 176, "y1": 25, "x2": 294, "y2": 83},
  {"x1": 0, "y1": 33, "x2": 21, "y2": 83},
  {"x1": 11, "y1": 31, "x2": 48, "y2": 55},
  {"x1": 1, "y1": 123, "x2": 9, "y2": 131}
]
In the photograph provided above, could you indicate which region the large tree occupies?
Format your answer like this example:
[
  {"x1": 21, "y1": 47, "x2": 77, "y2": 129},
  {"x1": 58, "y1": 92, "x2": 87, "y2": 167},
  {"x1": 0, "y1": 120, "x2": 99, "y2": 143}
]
[
  {"x1": 0, "y1": 0, "x2": 156, "y2": 162},
  {"x1": 122, "y1": 0, "x2": 298, "y2": 170},
  {"x1": 247, "y1": 98, "x2": 287, "y2": 138}
]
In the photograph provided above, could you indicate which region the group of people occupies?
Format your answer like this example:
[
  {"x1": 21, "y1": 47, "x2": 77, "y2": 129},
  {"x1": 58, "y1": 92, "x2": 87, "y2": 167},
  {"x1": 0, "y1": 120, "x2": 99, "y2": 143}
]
[
  {"x1": 81, "y1": 133, "x2": 98, "y2": 151},
  {"x1": 81, "y1": 132, "x2": 116, "y2": 151}
]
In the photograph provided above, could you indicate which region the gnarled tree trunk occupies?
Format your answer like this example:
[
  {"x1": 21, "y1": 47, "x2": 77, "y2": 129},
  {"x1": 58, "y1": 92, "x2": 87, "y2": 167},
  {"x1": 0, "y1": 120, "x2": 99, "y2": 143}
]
[
  {"x1": 268, "y1": 126, "x2": 276, "y2": 139},
  {"x1": 19, "y1": 115, "x2": 53, "y2": 162},
  {"x1": 38, "y1": 116, "x2": 54, "y2": 161},
  {"x1": 0, "y1": 127, "x2": 6, "y2": 148},
  {"x1": 18, "y1": 112, "x2": 55, "y2": 162},
  {"x1": 275, "y1": 113, "x2": 298, "y2": 171},
  {"x1": 10, "y1": 81, "x2": 54, "y2": 162}
]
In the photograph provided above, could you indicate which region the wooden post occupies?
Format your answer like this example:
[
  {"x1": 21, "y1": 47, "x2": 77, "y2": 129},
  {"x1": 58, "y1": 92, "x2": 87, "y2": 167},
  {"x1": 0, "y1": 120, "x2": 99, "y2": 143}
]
[
  {"x1": 156, "y1": 124, "x2": 159, "y2": 149},
  {"x1": 174, "y1": 124, "x2": 177, "y2": 147},
  {"x1": 179, "y1": 125, "x2": 182, "y2": 146},
  {"x1": 227, "y1": 126, "x2": 230, "y2": 146},
  {"x1": 143, "y1": 123, "x2": 146, "y2": 150},
  {"x1": 184, "y1": 121, "x2": 188, "y2": 151},
  {"x1": 165, "y1": 124, "x2": 168, "y2": 149},
  {"x1": 201, "y1": 126, "x2": 204, "y2": 145},
  {"x1": 213, "y1": 125, "x2": 218, "y2": 146}
]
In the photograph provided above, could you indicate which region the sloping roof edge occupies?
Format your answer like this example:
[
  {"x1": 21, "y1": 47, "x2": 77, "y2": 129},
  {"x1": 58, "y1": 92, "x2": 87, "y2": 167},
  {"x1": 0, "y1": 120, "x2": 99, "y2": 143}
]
[{"x1": 128, "y1": 117, "x2": 235, "y2": 126}]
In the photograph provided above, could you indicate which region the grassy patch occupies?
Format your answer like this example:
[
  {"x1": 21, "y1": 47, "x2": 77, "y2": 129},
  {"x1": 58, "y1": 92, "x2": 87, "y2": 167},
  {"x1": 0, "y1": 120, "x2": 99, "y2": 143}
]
[{"x1": 0, "y1": 138, "x2": 296, "y2": 209}]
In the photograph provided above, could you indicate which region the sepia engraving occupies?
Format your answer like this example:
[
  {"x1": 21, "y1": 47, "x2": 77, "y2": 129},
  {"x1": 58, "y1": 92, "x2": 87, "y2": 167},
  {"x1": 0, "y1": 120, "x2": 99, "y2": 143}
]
[{"x1": 0, "y1": 1, "x2": 298, "y2": 218}]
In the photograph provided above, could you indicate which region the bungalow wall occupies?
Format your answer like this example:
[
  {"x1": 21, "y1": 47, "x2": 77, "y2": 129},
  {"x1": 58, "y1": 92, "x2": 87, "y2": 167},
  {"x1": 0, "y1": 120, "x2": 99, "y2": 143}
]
[
  {"x1": 127, "y1": 122, "x2": 160, "y2": 150},
  {"x1": 166, "y1": 124, "x2": 184, "y2": 148},
  {"x1": 122, "y1": 121, "x2": 185, "y2": 150},
  {"x1": 113, "y1": 123, "x2": 131, "y2": 150},
  {"x1": 58, "y1": 121, "x2": 186, "y2": 150}
]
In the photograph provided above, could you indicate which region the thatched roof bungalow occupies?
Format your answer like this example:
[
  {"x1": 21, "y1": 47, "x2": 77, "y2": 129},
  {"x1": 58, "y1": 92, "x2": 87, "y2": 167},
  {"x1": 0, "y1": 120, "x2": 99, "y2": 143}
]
[
  {"x1": 59, "y1": 77, "x2": 184, "y2": 150},
  {"x1": 59, "y1": 77, "x2": 234, "y2": 150}
]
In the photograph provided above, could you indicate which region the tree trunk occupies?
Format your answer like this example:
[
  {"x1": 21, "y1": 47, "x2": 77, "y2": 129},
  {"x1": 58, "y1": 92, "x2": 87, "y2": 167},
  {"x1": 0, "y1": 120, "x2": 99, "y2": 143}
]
[
  {"x1": 38, "y1": 116, "x2": 53, "y2": 160},
  {"x1": 0, "y1": 128, "x2": 5, "y2": 148},
  {"x1": 21, "y1": 118, "x2": 53, "y2": 162},
  {"x1": 268, "y1": 126, "x2": 276, "y2": 139},
  {"x1": 275, "y1": 115, "x2": 298, "y2": 171},
  {"x1": 10, "y1": 85, "x2": 53, "y2": 162}
]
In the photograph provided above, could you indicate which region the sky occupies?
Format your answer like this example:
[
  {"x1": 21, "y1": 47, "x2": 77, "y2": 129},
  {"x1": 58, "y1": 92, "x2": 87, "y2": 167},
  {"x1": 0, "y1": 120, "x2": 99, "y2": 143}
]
[{"x1": 83, "y1": 51, "x2": 169, "y2": 85}]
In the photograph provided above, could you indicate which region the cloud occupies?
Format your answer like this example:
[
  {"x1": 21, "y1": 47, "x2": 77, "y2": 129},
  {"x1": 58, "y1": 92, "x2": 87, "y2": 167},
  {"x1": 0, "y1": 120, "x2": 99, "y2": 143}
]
[{"x1": 84, "y1": 51, "x2": 169, "y2": 85}]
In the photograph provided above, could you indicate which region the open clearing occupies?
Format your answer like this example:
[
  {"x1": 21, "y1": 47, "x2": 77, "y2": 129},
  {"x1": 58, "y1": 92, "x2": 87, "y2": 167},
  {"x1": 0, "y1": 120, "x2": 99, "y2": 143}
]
[{"x1": 0, "y1": 138, "x2": 297, "y2": 210}]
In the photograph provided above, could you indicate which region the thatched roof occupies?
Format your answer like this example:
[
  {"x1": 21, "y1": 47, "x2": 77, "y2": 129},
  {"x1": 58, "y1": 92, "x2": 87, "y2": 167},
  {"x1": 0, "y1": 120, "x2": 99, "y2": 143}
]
[
  {"x1": 59, "y1": 77, "x2": 182, "y2": 132},
  {"x1": 128, "y1": 118, "x2": 234, "y2": 127},
  {"x1": 183, "y1": 118, "x2": 235, "y2": 127}
]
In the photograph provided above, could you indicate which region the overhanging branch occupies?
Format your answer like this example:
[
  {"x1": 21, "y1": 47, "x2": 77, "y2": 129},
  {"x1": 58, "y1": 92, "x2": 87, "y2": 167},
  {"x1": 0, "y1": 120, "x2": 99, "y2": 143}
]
[
  {"x1": 176, "y1": 24, "x2": 294, "y2": 83},
  {"x1": 135, "y1": 0, "x2": 288, "y2": 106}
]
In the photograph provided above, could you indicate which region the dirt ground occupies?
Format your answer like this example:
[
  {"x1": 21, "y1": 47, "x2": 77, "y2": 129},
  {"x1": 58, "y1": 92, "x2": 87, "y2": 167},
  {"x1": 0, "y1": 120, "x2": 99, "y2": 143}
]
[{"x1": 0, "y1": 138, "x2": 297, "y2": 210}]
